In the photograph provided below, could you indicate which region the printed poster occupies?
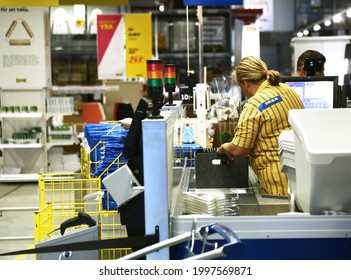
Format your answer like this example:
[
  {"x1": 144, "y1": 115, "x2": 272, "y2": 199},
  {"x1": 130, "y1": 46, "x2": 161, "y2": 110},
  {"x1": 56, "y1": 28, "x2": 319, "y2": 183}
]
[
  {"x1": 0, "y1": 7, "x2": 51, "y2": 88},
  {"x1": 97, "y1": 13, "x2": 152, "y2": 80},
  {"x1": 97, "y1": 14, "x2": 125, "y2": 79},
  {"x1": 125, "y1": 13, "x2": 152, "y2": 78}
]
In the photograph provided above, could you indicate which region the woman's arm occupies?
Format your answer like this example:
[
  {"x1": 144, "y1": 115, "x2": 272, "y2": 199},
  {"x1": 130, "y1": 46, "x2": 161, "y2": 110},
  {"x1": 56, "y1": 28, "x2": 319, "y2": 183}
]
[{"x1": 217, "y1": 142, "x2": 249, "y2": 160}]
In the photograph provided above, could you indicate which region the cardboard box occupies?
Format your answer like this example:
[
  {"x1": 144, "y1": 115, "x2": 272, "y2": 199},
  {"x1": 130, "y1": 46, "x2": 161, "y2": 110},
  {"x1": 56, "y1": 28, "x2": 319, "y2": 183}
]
[
  {"x1": 102, "y1": 81, "x2": 145, "y2": 120},
  {"x1": 63, "y1": 115, "x2": 83, "y2": 133}
]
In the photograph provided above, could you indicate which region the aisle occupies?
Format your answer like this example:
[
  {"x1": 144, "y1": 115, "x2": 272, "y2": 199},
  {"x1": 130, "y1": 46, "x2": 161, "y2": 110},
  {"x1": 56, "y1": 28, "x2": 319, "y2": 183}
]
[{"x1": 0, "y1": 182, "x2": 38, "y2": 260}]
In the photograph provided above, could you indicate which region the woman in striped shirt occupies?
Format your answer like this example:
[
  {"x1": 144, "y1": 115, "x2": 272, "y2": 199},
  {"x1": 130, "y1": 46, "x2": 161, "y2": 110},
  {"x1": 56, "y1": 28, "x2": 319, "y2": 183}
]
[{"x1": 217, "y1": 56, "x2": 304, "y2": 196}]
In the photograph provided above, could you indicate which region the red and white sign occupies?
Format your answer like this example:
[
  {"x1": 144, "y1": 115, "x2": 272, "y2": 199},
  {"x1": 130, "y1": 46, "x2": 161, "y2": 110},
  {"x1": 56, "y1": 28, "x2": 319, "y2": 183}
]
[{"x1": 97, "y1": 14, "x2": 125, "y2": 79}]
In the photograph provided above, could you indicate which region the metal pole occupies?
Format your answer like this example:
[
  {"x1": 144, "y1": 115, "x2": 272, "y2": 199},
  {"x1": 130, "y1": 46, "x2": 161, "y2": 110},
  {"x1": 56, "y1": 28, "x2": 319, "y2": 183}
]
[{"x1": 197, "y1": 6, "x2": 204, "y2": 83}]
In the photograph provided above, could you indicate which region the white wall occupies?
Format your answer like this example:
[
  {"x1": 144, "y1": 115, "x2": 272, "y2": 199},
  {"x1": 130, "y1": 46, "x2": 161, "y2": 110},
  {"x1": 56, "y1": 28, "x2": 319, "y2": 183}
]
[
  {"x1": 291, "y1": 36, "x2": 351, "y2": 84},
  {"x1": 244, "y1": 0, "x2": 295, "y2": 32}
]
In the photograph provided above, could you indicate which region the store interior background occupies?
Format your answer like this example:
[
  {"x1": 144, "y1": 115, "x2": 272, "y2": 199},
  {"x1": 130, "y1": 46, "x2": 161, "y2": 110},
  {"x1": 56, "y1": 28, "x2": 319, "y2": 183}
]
[
  {"x1": 1, "y1": 0, "x2": 351, "y2": 261},
  {"x1": 51, "y1": 0, "x2": 351, "y2": 92}
]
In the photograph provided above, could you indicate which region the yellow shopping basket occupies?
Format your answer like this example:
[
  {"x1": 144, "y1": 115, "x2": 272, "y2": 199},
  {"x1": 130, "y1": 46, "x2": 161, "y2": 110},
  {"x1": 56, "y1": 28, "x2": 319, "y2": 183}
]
[{"x1": 35, "y1": 147, "x2": 131, "y2": 259}]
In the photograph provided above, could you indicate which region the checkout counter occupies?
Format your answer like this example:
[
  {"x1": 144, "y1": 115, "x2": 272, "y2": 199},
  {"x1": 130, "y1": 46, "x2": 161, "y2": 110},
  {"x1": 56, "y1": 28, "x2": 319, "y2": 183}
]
[{"x1": 141, "y1": 105, "x2": 351, "y2": 260}]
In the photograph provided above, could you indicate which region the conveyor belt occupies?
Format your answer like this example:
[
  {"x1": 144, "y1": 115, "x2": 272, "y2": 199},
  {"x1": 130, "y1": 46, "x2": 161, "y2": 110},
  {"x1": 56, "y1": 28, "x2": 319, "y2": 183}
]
[{"x1": 173, "y1": 166, "x2": 291, "y2": 217}]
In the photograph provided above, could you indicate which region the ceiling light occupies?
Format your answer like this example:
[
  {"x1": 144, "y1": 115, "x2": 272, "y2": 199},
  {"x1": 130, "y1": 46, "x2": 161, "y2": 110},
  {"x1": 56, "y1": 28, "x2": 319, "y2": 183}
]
[
  {"x1": 324, "y1": 19, "x2": 331, "y2": 26},
  {"x1": 333, "y1": 14, "x2": 342, "y2": 23},
  {"x1": 347, "y1": 8, "x2": 351, "y2": 17},
  {"x1": 90, "y1": 8, "x2": 103, "y2": 21},
  {"x1": 303, "y1": 29, "x2": 309, "y2": 35},
  {"x1": 159, "y1": 4, "x2": 165, "y2": 12},
  {"x1": 297, "y1": 31, "x2": 303, "y2": 37},
  {"x1": 313, "y1": 24, "x2": 321, "y2": 31},
  {"x1": 52, "y1": 7, "x2": 68, "y2": 22}
]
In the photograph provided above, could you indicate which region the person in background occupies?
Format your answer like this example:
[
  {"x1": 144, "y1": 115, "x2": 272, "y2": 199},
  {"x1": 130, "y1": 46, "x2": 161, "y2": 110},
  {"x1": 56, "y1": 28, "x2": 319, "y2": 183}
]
[
  {"x1": 217, "y1": 56, "x2": 304, "y2": 196},
  {"x1": 296, "y1": 50, "x2": 326, "y2": 76}
]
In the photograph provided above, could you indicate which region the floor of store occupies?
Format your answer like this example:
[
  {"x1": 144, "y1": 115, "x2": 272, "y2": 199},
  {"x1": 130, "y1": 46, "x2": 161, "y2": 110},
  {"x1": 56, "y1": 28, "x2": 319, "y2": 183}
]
[{"x1": 0, "y1": 182, "x2": 38, "y2": 260}]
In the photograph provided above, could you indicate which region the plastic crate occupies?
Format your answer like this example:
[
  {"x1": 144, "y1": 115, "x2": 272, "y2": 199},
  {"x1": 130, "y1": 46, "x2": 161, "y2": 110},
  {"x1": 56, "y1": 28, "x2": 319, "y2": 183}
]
[{"x1": 173, "y1": 143, "x2": 201, "y2": 167}]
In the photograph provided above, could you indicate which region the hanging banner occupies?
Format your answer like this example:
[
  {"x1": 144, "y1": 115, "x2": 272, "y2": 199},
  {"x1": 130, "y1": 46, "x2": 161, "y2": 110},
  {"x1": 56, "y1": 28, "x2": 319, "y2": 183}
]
[
  {"x1": 244, "y1": 0, "x2": 273, "y2": 31},
  {"x1": 241, "y1": 24, "x2": 260, "y2": 58},
  {"x1": 125, "y1": 13, "x2": 152, "y2": 78},
  {"x1": 97, "y1": 14, "x2": 125, "y2": 79}
]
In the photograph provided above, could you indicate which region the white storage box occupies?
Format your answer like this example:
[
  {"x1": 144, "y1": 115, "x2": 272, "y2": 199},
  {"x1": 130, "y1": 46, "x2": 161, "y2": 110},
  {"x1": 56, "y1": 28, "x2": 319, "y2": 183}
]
[
  {"x1": 279, "y1": 129, "x2": 296, "y2": 169},
  {"x1": 48, "y1": 125, "x2": 74, "y2": 141},
  {"x1": 102, "y1": 164, "x2": 143, "y2": 208},
  {"x1": 288, "y1": 109, "x2": 351, "y2": 214},
  {"x1": 279, "y1": 130, "x2": 297, "y2": 194}
]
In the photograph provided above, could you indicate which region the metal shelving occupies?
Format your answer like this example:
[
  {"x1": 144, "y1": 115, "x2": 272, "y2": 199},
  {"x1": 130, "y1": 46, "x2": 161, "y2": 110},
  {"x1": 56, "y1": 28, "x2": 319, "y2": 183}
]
[
  {"x1": 153, "y1": 9, "x2": 233, "y2": 80},
  {"x1": 0, "y1": 88, "x2": 48, "y2": 182}
]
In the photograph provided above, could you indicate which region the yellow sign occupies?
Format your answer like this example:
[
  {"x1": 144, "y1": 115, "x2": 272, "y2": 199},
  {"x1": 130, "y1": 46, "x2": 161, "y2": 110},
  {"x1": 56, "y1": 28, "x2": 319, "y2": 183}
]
[
  {"x1": 0, "y1": 0, "x2": 128, "y2": 6},
  {"x1": 125, "y1": 14, "x2": 152, "y2": 78},
  {"x1": 0, "y1": 0, "x2": 58, "y2": 5},
  {"x1": 75, "y1": 19, "x2": 85, "y2": 27}
]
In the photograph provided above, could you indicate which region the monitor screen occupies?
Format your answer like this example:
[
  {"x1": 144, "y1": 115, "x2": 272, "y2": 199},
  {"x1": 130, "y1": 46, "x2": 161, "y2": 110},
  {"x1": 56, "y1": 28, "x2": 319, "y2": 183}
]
[{"x1": 280, "y1": 76, "x2": 339, "y2": 109}]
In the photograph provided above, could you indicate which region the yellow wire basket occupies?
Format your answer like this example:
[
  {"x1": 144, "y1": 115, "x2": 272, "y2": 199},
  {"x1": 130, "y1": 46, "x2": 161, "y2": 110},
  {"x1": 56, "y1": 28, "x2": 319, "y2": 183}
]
[
  {"x1": 35, "y1": 128, "x2": 132, "y2": 260},
  {"x1": 34, "y1": 203, "x2": 132, "y2": 260},
  {"x1": 38, "y1": 172, "x2": 101, "y2": 210}
]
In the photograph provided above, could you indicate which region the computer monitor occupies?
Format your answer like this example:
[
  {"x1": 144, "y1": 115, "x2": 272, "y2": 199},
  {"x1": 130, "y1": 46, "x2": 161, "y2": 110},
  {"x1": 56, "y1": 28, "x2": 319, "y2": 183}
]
[{"x1": 280, "y1": 76, "x2": 340, "y2": 109}]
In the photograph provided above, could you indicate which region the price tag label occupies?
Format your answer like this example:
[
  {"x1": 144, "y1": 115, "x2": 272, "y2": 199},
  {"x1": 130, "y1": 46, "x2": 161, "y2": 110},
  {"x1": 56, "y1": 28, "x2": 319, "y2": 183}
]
[{"x1": 179, "y1": 72, "x2": 198, "y2": 104}]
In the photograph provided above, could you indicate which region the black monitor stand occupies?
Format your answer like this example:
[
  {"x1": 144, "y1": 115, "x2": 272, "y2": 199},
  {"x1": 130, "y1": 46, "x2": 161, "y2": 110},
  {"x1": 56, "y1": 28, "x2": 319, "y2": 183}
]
[{"x1": 119, "y1": 98, "x2": 151, "y2": 243}]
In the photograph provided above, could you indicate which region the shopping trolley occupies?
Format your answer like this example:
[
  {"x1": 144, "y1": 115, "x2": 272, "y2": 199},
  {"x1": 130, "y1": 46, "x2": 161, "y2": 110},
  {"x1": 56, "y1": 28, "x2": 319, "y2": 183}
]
[
  {"x1": 0, "y1": 219, "x2": 242, "y2": 260},
  {"x1": 119, "y1": 220, "x2": 244, "y2": 260}
]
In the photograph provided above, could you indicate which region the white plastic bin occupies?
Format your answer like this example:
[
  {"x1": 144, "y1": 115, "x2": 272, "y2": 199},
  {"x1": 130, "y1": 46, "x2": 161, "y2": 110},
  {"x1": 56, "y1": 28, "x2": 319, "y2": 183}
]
[
  {"x1": 288, "y1": 109, "x2": 351, "y2": 214},
  {"x1": 279, "y1": 130, "x2": 296, "y2": 195}
]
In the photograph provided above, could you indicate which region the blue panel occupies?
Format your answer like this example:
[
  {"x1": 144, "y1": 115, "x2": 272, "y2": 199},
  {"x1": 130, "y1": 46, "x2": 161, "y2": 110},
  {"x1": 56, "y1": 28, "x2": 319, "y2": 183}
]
[
  {"x1": 184, "y1": 0, "x2": 243, "y2": 6},
  {"x1": 171, "y1": 238, "x2": 351, "y2": 260}
]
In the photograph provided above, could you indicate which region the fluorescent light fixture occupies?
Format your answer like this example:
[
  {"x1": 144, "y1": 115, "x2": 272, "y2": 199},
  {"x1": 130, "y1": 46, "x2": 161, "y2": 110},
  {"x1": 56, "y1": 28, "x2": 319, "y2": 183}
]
[
  {"x1": 90, "y1": 8, "x2": 102, "y2": 21},
  {"x1": 73, "y1": 4, "x2": 85, "y2": 20},
  {"x1": 52, "y1": 7, "x2": 68, "y2": 22}
]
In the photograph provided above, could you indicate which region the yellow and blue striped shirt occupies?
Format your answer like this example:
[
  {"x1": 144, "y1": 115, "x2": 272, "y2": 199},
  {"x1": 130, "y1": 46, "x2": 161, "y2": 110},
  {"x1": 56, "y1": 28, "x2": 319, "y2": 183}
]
[{"x1": 232, "y1": 80, "x2": 304, "y2": 195}]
